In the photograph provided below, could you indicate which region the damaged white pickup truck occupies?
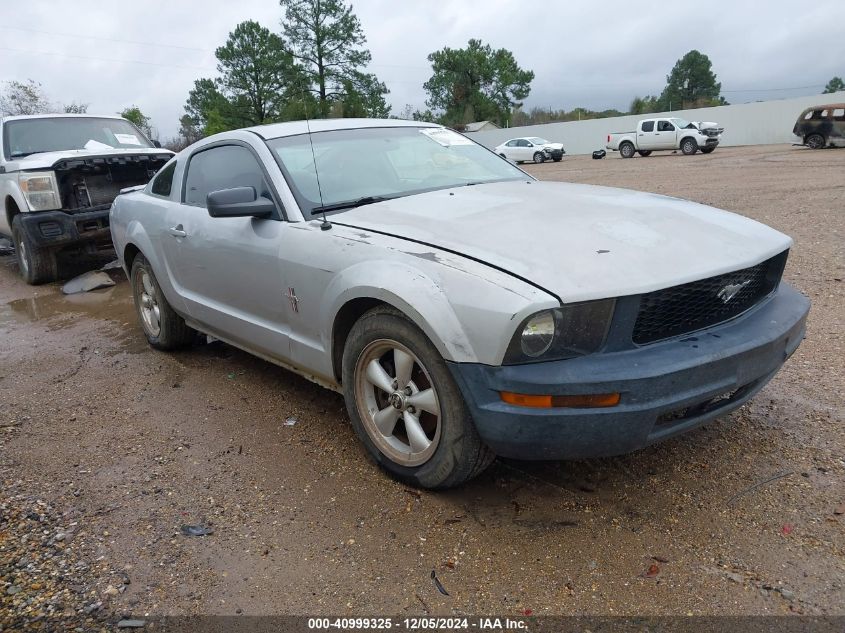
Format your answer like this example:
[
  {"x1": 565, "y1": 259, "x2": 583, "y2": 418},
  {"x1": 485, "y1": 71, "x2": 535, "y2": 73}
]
[{"x1": 0, "y1": 114, "x2": 173, "y2": 283}]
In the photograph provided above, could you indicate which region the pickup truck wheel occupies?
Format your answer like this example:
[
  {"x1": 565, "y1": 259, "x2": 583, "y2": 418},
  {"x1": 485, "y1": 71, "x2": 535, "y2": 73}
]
[
  {"x1": 700, "y1": 147, "x2": 715, "y2": 154},
  {"x1": 619, "y1": 142, "x2": 635, "y2": 158},
  {"x1": 130, "y1": 254, "x2": 194, "y2": 350},
  {"x1": 805, "y1": 134, "x2": 826, "y2": 149},
  {"x1": 637, "y1": 150, "x2": 652, "y2": 157},
  {"x1": 681, "y1": 138, "x2": 698, "y2": 155},
  {"x1": 532, "y1": 151, "x2": 545, "y2": 164},
  {"x1": 552, "y1": 156, "x2": 563, "y2": 162},
  {"x1": 343, "y1": 307, "x2": 495, "y2": 489},
  {"x1": 11, "y1": 217, "x2": 57, "y2": 285}
]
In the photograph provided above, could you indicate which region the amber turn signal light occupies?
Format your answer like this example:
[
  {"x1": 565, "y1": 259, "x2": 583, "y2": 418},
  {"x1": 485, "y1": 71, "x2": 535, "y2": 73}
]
[{"x1": 500, "y1": 392, "x2": 621, "y2": 409}]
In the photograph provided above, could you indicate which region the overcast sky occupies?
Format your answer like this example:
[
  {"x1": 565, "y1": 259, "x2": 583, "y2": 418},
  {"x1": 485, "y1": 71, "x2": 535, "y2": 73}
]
[{"x1": 2, "y1": 0, "x2": 844, "y2": 138}]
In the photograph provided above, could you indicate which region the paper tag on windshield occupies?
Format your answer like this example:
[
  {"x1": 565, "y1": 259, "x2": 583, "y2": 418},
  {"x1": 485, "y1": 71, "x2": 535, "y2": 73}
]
[
  {"x1": 420, "y1": 128, "x2": 473, "y2": 147},
  {"x1": 115, "y1": 133, "x2": 142, "y2": 145},
  {"x1": 84, "y1": 139, "x2": 113, "y2": 150}
]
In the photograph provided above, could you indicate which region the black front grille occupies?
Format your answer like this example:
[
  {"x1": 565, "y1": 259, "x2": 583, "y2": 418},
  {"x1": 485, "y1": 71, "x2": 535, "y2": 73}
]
[{"x1": 633, "y1": 251, "x2": 788, "y2": 345}]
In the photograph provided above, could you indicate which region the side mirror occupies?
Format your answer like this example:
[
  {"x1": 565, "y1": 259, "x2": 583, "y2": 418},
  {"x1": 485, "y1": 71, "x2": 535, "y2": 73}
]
[
  {"x1": 207, "y1": 186, "x2": 275, "y2": 219},
  {"x1": 152, "y1": 140, "x2": 162, "y2": 148}
]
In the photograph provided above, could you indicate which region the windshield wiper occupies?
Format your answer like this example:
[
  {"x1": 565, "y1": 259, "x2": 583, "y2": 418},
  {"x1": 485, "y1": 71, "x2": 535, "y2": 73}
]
[{"x1": 311, "y1": 195, "x2": 391, "y2": 214}]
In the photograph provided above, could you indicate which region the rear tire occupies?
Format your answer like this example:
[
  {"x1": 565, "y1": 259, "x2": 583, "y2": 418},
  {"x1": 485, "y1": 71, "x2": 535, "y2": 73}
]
[
  {"x1": 681, "y1": 138, "x2": 698, "y2": 155},
  {"x1": 11, "y1": 216, "x2": 57, "y2": 285},
  {"x1": 130, "y1": 254, "x2": 194, "y2": 350},
  {"x1": 805, "y1": 133, "x2": 826, "y2": 149},
  {"x1": 342, "y1": 306, "x2": 495, "y2": 489},
  {"x1": 619, "y1": 142, "x2": 635, "y2": 158},
  {"x1": 532, "y1": 151, "x2": 545, "y2": 164},
  {"x1": 637, "y1": 150, "x2": 652, "y2": 157}
]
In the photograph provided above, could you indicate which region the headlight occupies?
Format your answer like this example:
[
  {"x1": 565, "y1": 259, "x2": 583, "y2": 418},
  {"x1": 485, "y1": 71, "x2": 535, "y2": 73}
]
[
  {"x1": 520, "y1": 311, "x2": 555, "y2": 357},
  {"x1": 18, "y1": 172, "x2": 60, "y2": 211},
  {"x1": 504, "y1": 299, "x2": 615, "y2": 364}
]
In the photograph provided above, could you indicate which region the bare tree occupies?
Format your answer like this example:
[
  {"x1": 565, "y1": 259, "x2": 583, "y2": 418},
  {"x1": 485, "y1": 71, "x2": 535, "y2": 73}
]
[{"x1": 0, "y1": 80, "x2": 51, "y2": 116}]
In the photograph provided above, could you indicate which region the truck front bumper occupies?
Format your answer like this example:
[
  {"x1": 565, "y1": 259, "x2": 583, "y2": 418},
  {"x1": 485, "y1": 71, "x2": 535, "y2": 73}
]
[
  {"x1": 16, "y1": 209, "x2": 113, "y2": 251},
  {"x1": 447, "y1": 283, "x2": 809, "y2": 460}
]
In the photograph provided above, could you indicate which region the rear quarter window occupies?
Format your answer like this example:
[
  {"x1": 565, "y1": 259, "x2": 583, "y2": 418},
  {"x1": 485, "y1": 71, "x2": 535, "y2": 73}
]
[{"x1": 150, "y1": 161, "x2": 177, "y2": 197}]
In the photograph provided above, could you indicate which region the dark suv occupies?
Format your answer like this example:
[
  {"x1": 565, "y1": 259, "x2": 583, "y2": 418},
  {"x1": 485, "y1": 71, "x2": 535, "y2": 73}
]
[{"x1": 793, "y1": 104, "x2": 845, "y2": 149}]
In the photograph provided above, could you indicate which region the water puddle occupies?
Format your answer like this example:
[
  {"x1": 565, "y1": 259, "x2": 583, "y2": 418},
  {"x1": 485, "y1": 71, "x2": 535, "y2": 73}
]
[{"x1": 0, "y1": 279, "x2": 149, "y2": 354}]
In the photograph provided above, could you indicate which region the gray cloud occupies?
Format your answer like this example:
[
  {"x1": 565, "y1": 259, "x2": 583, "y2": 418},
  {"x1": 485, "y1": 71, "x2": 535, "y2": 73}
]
[{"x1": 2, "y1": 0, "x2": 843, "y2": 138}]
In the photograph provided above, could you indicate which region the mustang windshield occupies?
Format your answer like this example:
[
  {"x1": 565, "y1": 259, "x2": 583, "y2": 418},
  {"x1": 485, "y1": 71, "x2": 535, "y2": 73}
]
[
  {"x1": 4, "y1": 117, "x2": 155, "y2": 158},
  {"x1": 268, "y1": 126, "x2": 526, "y2": 214}
]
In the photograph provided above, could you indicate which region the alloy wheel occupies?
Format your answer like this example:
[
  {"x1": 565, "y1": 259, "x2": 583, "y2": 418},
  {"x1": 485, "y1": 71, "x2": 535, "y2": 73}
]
[
  {"x1": 136, "y1": 269, "x2": 161, "y2": 337},
  {"x1": 354, "y1": 339, "x2": 442, "y2": 467}
]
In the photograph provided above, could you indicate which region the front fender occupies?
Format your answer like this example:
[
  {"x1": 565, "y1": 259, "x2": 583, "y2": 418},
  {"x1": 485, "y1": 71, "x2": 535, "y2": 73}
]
[{"x1": 322, "y1": 260, "x2": 476, "y2": 363}]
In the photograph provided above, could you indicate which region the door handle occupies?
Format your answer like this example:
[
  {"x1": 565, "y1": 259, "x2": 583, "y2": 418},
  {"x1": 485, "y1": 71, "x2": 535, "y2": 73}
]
[{"x1": 168, "y1": 225, "x2": 187, "y2": 238}]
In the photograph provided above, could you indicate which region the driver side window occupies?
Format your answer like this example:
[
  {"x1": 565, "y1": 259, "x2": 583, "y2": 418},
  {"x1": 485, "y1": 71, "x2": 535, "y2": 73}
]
[
  {"x1": 517, "y1": 139, "x2": 530, "y2": 147},
  {"x1": 183, "y1": 145, "x2": 270, "y2": 208},
  {"x1": 657, "y1": 120, "x2": 675, "y2": 132}
]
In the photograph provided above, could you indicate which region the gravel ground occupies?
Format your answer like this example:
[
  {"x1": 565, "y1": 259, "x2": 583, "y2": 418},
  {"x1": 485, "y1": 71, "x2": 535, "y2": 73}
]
[{"x1": 0, "y1": 144, "x2": 842, "y2": 627}]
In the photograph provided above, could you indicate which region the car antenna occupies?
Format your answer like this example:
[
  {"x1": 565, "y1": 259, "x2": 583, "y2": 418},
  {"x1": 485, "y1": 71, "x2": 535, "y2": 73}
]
[{"x1": 304, "y1": 112, "x2": 331, "y2": 231}]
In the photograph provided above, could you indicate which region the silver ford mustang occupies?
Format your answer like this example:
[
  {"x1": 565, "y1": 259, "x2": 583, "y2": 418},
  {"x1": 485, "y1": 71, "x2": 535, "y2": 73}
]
[{"x1": 110, "y1": 119, "x2": 810, "y2": 489}]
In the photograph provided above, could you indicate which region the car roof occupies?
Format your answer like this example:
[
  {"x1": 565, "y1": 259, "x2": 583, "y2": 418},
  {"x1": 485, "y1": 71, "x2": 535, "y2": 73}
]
[
  {"x1": 245, "y1": 117, "x2": 441, "y2": 140},
  {"x1": 0, "y1": 113, "x2": 127, "y2": 123},
  {"x1": 800, "y1": 103, "x2": 845, "y2": 113}
]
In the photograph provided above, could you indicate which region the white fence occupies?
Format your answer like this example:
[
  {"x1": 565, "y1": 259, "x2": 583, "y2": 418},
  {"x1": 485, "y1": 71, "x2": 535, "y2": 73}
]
[{"x1": 467, "y1": 91, "x2": 845, "y2": 155}]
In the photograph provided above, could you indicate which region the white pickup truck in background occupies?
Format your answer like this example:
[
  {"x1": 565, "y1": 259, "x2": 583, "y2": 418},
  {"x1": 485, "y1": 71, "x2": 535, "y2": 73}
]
[
  {"x1": 607, "y1": 117, "x2": 724, "y2": 158},
  {"x1": 0, "y1": 114, "x2": 173, "y2": 284}
]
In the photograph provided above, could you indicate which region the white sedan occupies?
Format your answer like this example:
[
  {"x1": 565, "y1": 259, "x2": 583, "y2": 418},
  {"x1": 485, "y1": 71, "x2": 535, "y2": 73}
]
[
  {"x1": 494, "y1": 136, "x2": 565, "y2": 163},
  {"x1": 110, "y1": 119, "x2": 809, "y2": 489}
]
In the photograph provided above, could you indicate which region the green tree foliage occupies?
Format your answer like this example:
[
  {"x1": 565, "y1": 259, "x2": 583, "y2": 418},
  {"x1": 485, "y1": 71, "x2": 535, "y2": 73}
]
[
  {"x1": 628, "y1": 95, "x2": 661, "y2": 115},
  {"x1": 335, "y1": 72, "x2": 391, "y2": 118},
  {"x1": 0, "y1": 79, "x2": 51, "y2": 116},
  {"x1": 182, "y1": 21, "x2": 314, "y2": 141},
  {"x1": 423, "y1": 39, "x2": 533, "y2": 128},
  {"x1": 512, "y1": 105, "x2": 624, "y2": 127},
  {"x1": 120, "y1": 106, "x2": 153, "y2": 138},
  {"x1": 659, "y1": 50, "x2": 724, "y2": 110},
  {"x1": 215, "y1": 20, "x2": 307, "y2": 125},
  {"x1": 823, "y1": 76, "x2": 845, "y2": 94},
  {"x1": 280, "y1": 0, "x2": 388, "y2": 117}
]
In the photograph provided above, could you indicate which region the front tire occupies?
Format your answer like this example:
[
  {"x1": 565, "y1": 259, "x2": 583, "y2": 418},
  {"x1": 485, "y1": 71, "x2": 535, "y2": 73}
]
[
  {"x1": 342, "y1": 307, "x2": 494, "y2": 489},
  {"x1": 11, "y1": 216, "x2": 57, "y2": 285},
  {"x1": 130, "y1": 254, "x2": 194, "y2": 350},
  {"x1": 681, "y1": 138, "x2": 698, "y2": 155},
  {"x1": 532, "y1": 151, "x2": 545, "y2": 164},
  {"x1": 619, "y1": 142, "x2": 635, "y2": 158},
  {"x1": 805, "y1": 133, "x2": 826, "y2": 149}
]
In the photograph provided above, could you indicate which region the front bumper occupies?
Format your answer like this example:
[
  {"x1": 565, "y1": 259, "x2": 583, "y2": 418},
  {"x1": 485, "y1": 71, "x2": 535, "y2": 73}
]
[
  {"x1": 16, "y1": 209, "x2": 113, "y2": 250},
  {"x1": 448, "y1": 283, "x2": 809, "y2": 460}
]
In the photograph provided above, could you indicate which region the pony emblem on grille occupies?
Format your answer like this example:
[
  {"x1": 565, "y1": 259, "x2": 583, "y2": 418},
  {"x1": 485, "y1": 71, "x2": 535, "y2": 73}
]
[{"x1": 717, "y1": 280, "x2": 751, "y2": 303}]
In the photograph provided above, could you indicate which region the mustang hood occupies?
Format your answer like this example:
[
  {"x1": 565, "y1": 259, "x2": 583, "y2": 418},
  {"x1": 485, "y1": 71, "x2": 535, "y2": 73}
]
[{"x1": 337, "y1": 180, "x2": 792, "y2": 303}]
